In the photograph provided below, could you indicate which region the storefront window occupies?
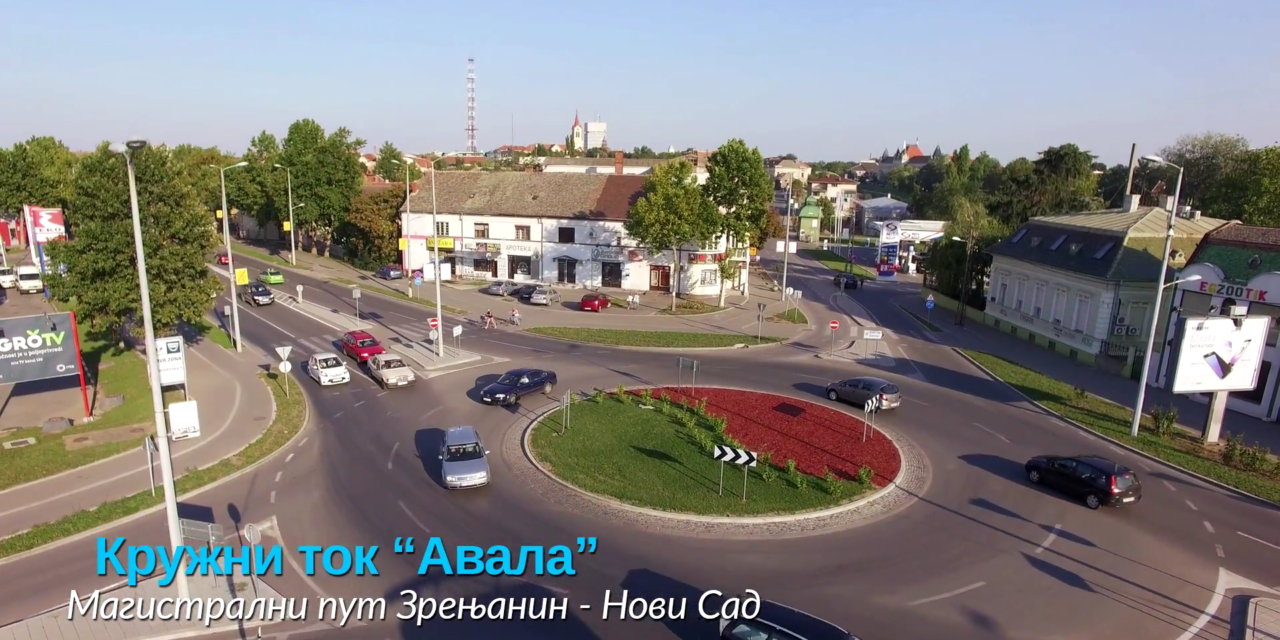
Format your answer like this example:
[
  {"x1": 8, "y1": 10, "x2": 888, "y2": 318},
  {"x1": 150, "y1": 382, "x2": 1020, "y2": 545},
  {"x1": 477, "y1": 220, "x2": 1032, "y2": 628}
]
[
  {"x1": 1245, "y1": 302, "x2": 1280, "y2": 347},
  {"x1": 508, "y1": 255, "x2": 531, "y2": 278},
  {"x1": 700, "y1": 269, "x2": 718, "y2": 286}
]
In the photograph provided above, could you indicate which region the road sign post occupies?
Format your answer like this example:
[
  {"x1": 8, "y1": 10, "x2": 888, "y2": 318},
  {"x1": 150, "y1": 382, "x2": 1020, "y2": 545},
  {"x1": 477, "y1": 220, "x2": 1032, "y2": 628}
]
[
  {"x1": 143, "y1": 436, "x2": 155, "y2": 496},
  {"x1": 296, "y1": 284, "x2": 303, "y2": 304},
  {"x1": 676, "y1": 357, "x2": 699, "y2": 392},
  {"x1": 757, "y1": 302, "x2": 766, "y2": 342},
  {"x1": 926, "y1": 294, "x2": 936, "y2": 323},
  {"x1": 829, "y1": 320, "x2": 840, "y2": 355},
  {"x1": 352, "y1": 287, "x2": 362, "y2": 322},
  {"x1": 414, "y1": 275, "x2": 423, "y2": 300},
  {"x1": 452, "y1": 323, "x2": 462, "y2": 351},
  {"x1": 278, "y1": 360, "x2": 292, "y2": 398},
  {"x1": 243, "y1": 523, "x2": 261, "y2": 598},
  {"x1": 712, "y1": 445, "x2": 757, "y2": 501},
  {"x1": 862, "y1": 397, "x2": 881, "y2": 441},
  {"x1": 860, "y1": 327, "x2": 884, "y2": 359}
]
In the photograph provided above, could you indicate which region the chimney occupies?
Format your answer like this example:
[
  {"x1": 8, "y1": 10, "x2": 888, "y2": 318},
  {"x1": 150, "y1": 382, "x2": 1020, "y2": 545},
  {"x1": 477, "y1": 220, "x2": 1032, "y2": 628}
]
[
  {"x1": 1122, "y1": 194, "x2": 1141, "y2": 213},
  {"x1": 1161, "y1": 195, "x2": 1177, "y2": 211},
  {"x1": 615, "y1": 151, "x2": 624, "y2": 175}
]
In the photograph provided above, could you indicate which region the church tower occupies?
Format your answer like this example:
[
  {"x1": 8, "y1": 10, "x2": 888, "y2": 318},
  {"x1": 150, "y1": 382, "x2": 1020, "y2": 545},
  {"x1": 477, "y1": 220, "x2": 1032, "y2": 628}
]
[{"x1": 570, "y1": 111, "x2": 584, "y2": 154}]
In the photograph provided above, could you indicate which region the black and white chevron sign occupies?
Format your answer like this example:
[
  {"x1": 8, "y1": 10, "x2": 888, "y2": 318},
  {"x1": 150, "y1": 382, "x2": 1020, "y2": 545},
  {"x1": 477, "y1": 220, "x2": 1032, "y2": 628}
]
[{"x1": 713, "y1": 444, "x2": 757, "y2": 467}]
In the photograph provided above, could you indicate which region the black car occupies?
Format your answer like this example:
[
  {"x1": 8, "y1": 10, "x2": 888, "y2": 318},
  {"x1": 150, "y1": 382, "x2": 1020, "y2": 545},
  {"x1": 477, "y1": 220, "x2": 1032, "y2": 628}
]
[
  {"x1": 376, "y1": 265, "x2": 404, "y2": 280},
  {"x1": 240, "y1": 283, "x2": 274, "y2": 306},
  {"x1": 514, "y1": 284, "x2": 539, "y2": 300},
  {"x1": 479, "y1": 368, "x2": 557, "y2": 406},
  {"x1": 834, "y1": 273, "x2": 859, "y2": 289},
  {"x1": 1025, "y1": 454, "x2": 1142, "y2": 509},
  {"x1": 720, "y1": 599, "x2": 859, "y2": 640}
]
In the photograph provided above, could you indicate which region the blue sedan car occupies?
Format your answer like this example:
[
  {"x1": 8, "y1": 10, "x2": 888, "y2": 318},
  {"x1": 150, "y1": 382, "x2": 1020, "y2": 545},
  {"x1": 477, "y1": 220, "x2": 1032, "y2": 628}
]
[
  {"x1": 376, "y1": 265, "x2": 404, "y2": 280},
  {"x1": 478, "y1": 368, "x2": 558, "y2": 406}
]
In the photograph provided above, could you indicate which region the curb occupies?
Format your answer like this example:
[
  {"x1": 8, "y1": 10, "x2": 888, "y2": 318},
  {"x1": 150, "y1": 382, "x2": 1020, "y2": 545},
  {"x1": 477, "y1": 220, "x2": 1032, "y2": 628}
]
[
  {"x1": 519, "y1": 386, "x2": 907, "y2": 524},
  {"x1": 0, "y1": 373, "x2": 312, "y2": 566},
  {"x1": 517, "y1": 330, "x2": 793, "y2": 352},
  {"x1": 952, "y1": 348, "x2": 1280, "y2": 508}
]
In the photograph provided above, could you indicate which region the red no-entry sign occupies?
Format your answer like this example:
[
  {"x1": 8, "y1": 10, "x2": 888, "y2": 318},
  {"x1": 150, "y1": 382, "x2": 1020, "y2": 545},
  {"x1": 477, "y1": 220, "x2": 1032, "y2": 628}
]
[
  {"x1": 429, "y1": 318, "x2": 440, "y2": 329},
  {"x1": 829, "y1": 320, "x2": 840, "y2": 331}
]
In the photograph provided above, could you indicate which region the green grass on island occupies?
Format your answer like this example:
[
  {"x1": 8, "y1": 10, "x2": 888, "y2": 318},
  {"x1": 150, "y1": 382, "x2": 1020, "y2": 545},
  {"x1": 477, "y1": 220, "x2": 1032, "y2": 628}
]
[
  {"x1": 898, "y1": 305, "x2": 942, "y2": 332},
  {"x1": 798, "y1": 249, "x2": 876, "y2": 280},
  {"x1": 524, "y1": 327, "x2": 783, "y2": 348},
  {"x1": 964, "y1": 350, "x2": 1280, "y2": 503},
  {"x1": 660, "y1": 298, "x2": 722, "y2": 316},
  {"x1": 529, "y1": 391, "x2": 871, "y2": 516},
  {"x1": 194, "y1": 318, "x2": 235, "y2": 350},
  {"x1": 772, "y1": 308, "x2": 808, "y2": 324},
  {"x1": 232, "y1": 244, "x2": 293, "y2": 267},
  {"x1": 332, "y1": 278, "x2": 469, "y2": 316},
  {"x1": 0, "y1": 372, "x2": 306, "y2": 556}
]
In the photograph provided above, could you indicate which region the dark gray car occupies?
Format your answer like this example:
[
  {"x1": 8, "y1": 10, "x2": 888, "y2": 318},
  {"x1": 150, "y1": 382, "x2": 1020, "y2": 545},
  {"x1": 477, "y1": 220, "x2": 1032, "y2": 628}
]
[
  {"x1": 825, "y1": 376, "x2": 901, "y2": 410},
  {"x1": 720, "y1": 599, "x2": 859, "y2": 640},
  {"x1": 439, "y1": 426, "x2": 490, "y2": 489},
  {"x1": 482, "y1": 280, "x2": 521, "y2": 296}
]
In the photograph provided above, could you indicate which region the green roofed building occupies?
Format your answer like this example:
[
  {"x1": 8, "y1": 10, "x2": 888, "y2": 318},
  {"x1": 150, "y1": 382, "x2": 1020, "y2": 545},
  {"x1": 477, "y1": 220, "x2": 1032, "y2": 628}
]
[{"x1": 796, "y1": 196, "x2": 822, "y2": 243}]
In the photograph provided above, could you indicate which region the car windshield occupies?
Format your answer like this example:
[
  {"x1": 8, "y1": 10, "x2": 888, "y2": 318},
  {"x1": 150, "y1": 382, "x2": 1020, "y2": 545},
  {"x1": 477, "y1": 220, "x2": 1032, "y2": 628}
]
[
  {"x1": 0, "y1": 268, "x2": 12, "y2": 276},
  {"x1": 496, "y1": 374, "x2": 523, "y2": 385},
  {"x1": 356, "y1": 338, "x2": 378, "y2": 348},
  {"x1": 316, "y1": 357, "x2": 342, "y2": 369},
  {"x1": 380, "y1": 358, "x2": 406, "y2": 370},
  {"x1": 445, "y1": 443, "x2": 484, "y2": 462},
  {"x1": 251, "y1": 285, "x2": 267, "y2": 293},
  {"x1": 1114, "y1": 473, "x2": 1136, "y2": 490},
  {"x1": 18, "y1": 272, "x2": 39, "y2": 281}
]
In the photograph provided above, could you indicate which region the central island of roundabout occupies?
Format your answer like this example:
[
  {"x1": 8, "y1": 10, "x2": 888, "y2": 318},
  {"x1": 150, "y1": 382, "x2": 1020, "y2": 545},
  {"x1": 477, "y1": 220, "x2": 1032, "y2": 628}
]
[{"x1": 522, "y1": 386, "x2": 913, "y2": 524}]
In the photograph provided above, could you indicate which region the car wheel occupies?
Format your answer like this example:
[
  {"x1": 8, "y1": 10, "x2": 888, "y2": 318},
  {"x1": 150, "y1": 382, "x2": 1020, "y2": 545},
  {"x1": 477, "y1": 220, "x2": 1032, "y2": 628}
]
[
  {"x1": 543, "y1": 382, "x2": 553, "y2": 395},
  {"x1": 827, "y1": 390, "x2": 839, "y2": 401},
  {"x1": 1028, "y1": 469, "x2": 1041, "y2": 484},
  {"x1": 1085, "y1": 494, "x2": 1102, "y2": 510}
]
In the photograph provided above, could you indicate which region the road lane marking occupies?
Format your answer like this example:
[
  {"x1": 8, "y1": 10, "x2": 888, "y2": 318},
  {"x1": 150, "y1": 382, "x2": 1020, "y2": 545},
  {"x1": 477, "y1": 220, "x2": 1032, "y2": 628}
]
[
  {"x1": 906, "y1": 397, "x2": 929, "y2": 405},
  {"x1": 269, "y1": 491, "x2": 276, "y2": 504},
  {"x1": 388, "y1": 443, "x2": 399, "y2": 470},
  {"x1": 285, "y1": 453, "x2": 295, "y2": 463},
  {"x1": 235, "y1": 300, "x2": 298, "y2": 338},
  {"x1": 484, "y1": 339, "x2": 549, "y2": 353},
  {"x1": 1035, "y1": 524, "x2": 1061, "y2": 554},
  {"x1": 378, "y1": 391, "x2": 389, "y2": 397},
  {"x1": 391, "y1": 311, "x2": 415, "y2": 320},
  {"x1": 1163, "y1": 480, "x2": 1178, "y2": 492},
  {"x1": 509, "y1": 576, "x2": 569, "y2": 595},
  {"x1": 972, "y1": 423, "x2": 1010, "y2": 443},
  {"x1": 354, "y1": 401, "x2": 366, "y2": 407},
  {"x1": 298, "y1": 437, "x2": 308, "y2": 447},
  {"x1": 897, "y1": 346, "x2": 926, "y2": 379},
  {"x1": 274, "y1": 471, "x2": 282, "y2": 483},
  {"x1": 334, "y1": 411, "x2": 344, "y2": 418},
  {"x1": 1239, "y1": 531, "x2": 1280, "y2": 551},
  {"x1": 907, "y1": 582, "x2": 985, "y2": 606},
  {"x1": 1216, "y1": 544, "x2": 1225, "y2": 557},
  {"x1": 398, "y1": 500, "x2": 432, "y2": 533},
  {"x1": 1108, "y1": 445, "x2": 1123, "y2": 454},
  {"x1": 1186, "y1": 500, "x2": 1198, "y2": 511},
  {"x1": 1204, "y1": 521, "x2": 1215, "y2": 534}
]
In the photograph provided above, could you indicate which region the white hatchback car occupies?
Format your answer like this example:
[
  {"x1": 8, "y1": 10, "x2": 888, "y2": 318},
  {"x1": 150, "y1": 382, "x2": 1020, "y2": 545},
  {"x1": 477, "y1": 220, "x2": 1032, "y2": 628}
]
[{"x1": 308, "y1": 352, "x2": 351, "y2": 386}]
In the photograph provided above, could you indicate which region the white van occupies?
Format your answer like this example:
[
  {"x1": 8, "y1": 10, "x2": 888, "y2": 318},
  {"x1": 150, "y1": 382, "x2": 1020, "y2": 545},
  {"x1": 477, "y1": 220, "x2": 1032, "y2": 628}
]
[
  {"x1": 0, "y1": 266, "x2": 16, "y2": 289},
  {"x1": 15, "y1": 265, "x2": 43, "y2": 294}
]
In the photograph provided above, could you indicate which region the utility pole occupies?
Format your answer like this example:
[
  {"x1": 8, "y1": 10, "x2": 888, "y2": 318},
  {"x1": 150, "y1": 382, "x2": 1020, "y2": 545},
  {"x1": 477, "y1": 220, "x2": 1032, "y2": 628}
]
[
  {"x1": 1124, "y1": 143, "x2": 1139, "y2": 198},
  {"x1": 216, "y1": 161, "x2": 248, "y2": 352},
  {"x1": 780, "y1": 183, "x2": 793, "y2": 301}
]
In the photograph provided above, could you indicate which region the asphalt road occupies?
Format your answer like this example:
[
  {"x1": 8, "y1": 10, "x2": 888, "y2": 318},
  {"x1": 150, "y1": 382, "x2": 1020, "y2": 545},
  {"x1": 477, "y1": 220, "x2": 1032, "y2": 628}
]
[{"x1": 4, "y1": 248, "x2": 1280, "y2": 639}]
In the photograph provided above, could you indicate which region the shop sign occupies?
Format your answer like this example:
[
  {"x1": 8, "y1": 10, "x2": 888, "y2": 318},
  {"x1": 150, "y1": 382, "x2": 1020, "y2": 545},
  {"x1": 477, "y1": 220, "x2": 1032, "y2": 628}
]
[
  {"x1": 1197, "y1": 281, "x2": 1272, "y2": 302},
  {"x1": 427, "y1": 237, "x2": 455, "y2": 250},
  {"x1": 591, "y1": 247, "x2": 625, "y2": 261},
  {"x1": 505, "y1": 243, "x2": 534, "y2": 254}
]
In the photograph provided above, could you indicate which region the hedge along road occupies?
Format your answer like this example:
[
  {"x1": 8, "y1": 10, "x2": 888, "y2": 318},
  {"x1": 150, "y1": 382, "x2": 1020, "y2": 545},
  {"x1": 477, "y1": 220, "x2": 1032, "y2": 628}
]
[{"x1": 64, "y1": 264, "x2": 1240, "y2": 640}]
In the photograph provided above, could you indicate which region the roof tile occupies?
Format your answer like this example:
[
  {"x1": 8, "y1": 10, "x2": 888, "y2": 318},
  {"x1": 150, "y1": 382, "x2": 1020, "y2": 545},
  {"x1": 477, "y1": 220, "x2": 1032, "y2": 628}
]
[{"x1": 402, "y1": 172, "x2": 644, "y2": 220}]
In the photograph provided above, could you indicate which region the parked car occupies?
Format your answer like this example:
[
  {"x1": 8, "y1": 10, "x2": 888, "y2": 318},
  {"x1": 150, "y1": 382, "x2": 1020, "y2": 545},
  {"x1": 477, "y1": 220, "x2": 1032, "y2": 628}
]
[
  {"x1": 240, "y1": 283, "x2": 274, "y2": 306},
  {"x1": 15, "y1": 265, "x2": 42, "y2": 294},
  {"x1": 825, "y1": 376, "x2": 901, "y2": 410},
  {"x1": 307, "y1": 352, "x2": 350, "y2": 386},
  {"x1": 341, "y1": 330, "x2": 385, "y2": 363},
  {"x1": 368, "y1": 353, "x2": 416, "y2": 388},
  {"x1": 215, "y1": 253, "x2": 230, "y2": 265},
  {"x1": 0, "y1": 266, "x2": 15, "y2": 289},
  {"x1": 579, "y1": 293, "x2": 611, "y2": 312},
  {"x1": 834, "y1": 273, "x2": 859, "y2": 289},
  {"x1": 514, "y1": 284, "x2": 539, "y2": 300},
  {"x1": 720, "y1": 599, "x2": 859, "y2": 640},
  {"x1": 528, "y1": 286, "x2": 561, "y2": 306},
  {"x1": 482, "y1": 280, "x2": 521, "y2": 296},
  {"x1": 1025, "y1": 455, "x2": 1142, "y2": 509},
  {"x1": 258, "y1": 268, "x2": 285, "y2": 285},
  {"x1": 478, "y1": 368, "x2": 557, "y2": 405},
  {"x1": 376, "y1": 265, "x2": 404, "y2": 280},
  {"x1": 439, "y1": 426, "x2": 490, "y2": 489}
]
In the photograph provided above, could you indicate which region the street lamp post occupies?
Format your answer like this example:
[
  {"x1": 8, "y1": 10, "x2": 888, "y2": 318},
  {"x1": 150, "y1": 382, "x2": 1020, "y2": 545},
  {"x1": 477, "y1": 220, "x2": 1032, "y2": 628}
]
[
  {"x1": 427, "y1": 158, "x2": 445, "y2": 356},
  {"x1": 781, "y1": 182, "x2": 792, "y2": 301},
  {"x1": 1129, "y1": 155, "x2": 1186, "y2": 438},
  {"x1": 273, "y1": 165, "x2": 298, "y2": 266},
  {"x1": 952, "y1": 236, "x2": 972, "y2": 326},
  {"x1": 211, "y1": 161, "x2": 249, "y2": 352},
  {"x1": 111, "y1": 139, "x2": 190, "y2": 600},
  {"x1": 390, "y1": 157, "x2": 416, "y2": 277}
]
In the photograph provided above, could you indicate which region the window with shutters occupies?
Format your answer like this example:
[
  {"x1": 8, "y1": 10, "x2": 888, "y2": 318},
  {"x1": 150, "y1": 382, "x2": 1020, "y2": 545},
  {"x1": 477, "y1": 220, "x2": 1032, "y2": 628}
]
[
  {"x1": 515, "y1": 225, "x2": 531, "y2": 241},
  {"x1": 474, "y1": 223, "x2": 489, "y2": 239},
  {"x1": 1052, "y1": 288, "x2": 1068, "y2": 323},
  {"x1": 1014, "y1": 278, "x2": 1027, "y2": 311},
  {"x1": 435, "y1": 221, "x2": 449, "y2": 236},
  {"x1": 1032, "y1": 283, "x2": 1046, "y2": 317},
  {"x1": 1073, "y1": 294, "x2": 1092, "y2": 332}
]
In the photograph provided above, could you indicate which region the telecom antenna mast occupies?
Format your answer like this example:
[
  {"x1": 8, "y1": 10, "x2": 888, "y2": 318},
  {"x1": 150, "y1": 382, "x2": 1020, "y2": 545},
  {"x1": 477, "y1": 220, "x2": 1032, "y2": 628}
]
[{"x1": 465, "y1": 58, "x2": 478, "y2": 153}]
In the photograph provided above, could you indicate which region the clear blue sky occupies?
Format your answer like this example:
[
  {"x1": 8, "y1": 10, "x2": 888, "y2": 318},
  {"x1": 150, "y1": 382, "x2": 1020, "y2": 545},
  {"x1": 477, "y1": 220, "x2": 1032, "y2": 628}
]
[{"x1": 3, "y1": 0, "x2": 1277, "y2": 165}]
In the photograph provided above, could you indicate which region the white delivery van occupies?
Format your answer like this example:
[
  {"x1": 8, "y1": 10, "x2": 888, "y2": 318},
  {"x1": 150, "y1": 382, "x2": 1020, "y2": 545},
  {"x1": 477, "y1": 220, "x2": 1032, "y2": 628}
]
[
  {"x1": 15, "y1": 265, "x2": 43, "y2": 294},
  {"x1": 0, "y1": 266, "x2": 16, "y2": 289}
]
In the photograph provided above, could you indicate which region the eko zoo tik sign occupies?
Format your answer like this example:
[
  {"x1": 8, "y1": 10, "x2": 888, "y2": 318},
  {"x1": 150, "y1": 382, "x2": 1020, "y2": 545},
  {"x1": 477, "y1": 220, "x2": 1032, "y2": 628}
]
[{"x1": 0, "y1": 312, "x2": 82, "y2": 384}]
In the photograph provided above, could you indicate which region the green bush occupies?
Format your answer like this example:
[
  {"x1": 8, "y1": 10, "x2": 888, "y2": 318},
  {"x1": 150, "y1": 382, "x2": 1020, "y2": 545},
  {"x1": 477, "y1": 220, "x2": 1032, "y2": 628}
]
[
  {"x1": 824, "y1": 468, "x2": 842, "y2": 497},
  {"x1": 1223, "y1": 433, "x2": 1244, "y2": 466},
  {"x1": 1150, "y1": 405, "x2": 1178, "y2": 439},
  {"x1": 1071, "y1": 387, "x2": 1088, "y2": 402},
  {"x1": 592, "y1": 389, "x2": 605, "y2": 403},
  {"x1": 856, "y1": 465, "x2": 874, "y2": 485},
  {"x1": 695, "y1": 398, "x2": 708, "y2": 416},
  {"x1": 640, "y1": 388, "x2": 652, "y2": 403},
  {"x1": 616, "y1": 384, "x2": 630, "y2": 404},
  {"x1": 1243, "y1": 443, "x2": 1271, "y2": 473},
  {"x1": 711, "y1": 416, "x2": 729, "y2": 435}
]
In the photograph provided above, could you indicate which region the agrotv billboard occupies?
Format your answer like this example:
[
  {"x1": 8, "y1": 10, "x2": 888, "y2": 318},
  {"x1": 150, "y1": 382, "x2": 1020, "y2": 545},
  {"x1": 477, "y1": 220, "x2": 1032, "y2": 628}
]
[{"x1": 0, "y1": 312, "x2": 81, "y2": 385}]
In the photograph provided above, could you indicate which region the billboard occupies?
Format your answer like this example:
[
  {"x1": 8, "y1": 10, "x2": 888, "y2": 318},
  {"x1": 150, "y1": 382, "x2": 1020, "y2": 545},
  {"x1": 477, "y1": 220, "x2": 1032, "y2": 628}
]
[
  {"x1": 0, "y1": 312, "x2": 81, "y2": 385},
  {"x1": 877, "y1": 220, "x2": 900, "y2": 280},
  {"x1": 155, "y1": 335, "x2": 187, "y2": 386},
  {"x1": 1169, "y1": 316, "x2": 1271, "y2": 394},
  {"x1": 23, "y1": 205, "x2": 67, "y2": 267}
]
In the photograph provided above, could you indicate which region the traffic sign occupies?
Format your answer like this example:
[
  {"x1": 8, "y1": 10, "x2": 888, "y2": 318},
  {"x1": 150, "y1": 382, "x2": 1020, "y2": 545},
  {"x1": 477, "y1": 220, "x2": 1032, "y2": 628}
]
[
  {"x1": 862, "y1": 329, "x2": 884, "y2": 340},
  {"x1": 757, "y1": 302, "x2": 767, "y2": 314},
  {"x1": 244, "y1": 523, "x2": 261, "y2": 545},
  {"x1": 926, "y1": 294, "x2": 935, "y2": 302},
  {"x1": 274, "y1": 346, "x2": 292, "y2": 361},
  {"x1": 925, "y1": 299, "x2": 935, "y2": 310},
  {"x1": 234, "y1": 268, "x2": 249, "y2": 286},
  {"x1": 351, "y1": 288, "x2": 361, "y2": 299},
  {"x1": 863, "y1": 397, "x2": 881, "y2": 413},
  {"x1": 414, "y1": 276, "x2": 423, "y2": 286},
  {"x1": 296, "y1": 284, "x2": 303, "y2": 293},
  {"x1": 829, "y1": 320, "x2": 840, "y2": 331},
  {"x1": 712, "y1": 445, "x2": 757, "y2": 467},
  {"x1": 429, "y1": 329, "x2": 439, "y2": 341},
  {"x1": 429, "y1": 318, "x2": 439, "y2": 329},
  {"x1": 785, "y1": 286, "x2": 794, "y2": 297},
  {"x1": 398, "y1": 238, "x2": 408, "y2": 251},
  {"x1": 452, "y1": 324, "x2": 462, "y2": 338},
  {"x1": 278, "y1": 361, "x2": 292, "y2": 374}
]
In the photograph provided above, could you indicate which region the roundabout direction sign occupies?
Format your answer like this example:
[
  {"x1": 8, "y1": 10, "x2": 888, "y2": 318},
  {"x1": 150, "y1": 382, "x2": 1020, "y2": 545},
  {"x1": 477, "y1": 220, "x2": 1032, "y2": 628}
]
[{"x1": 712, "y1": 444, "x2": 757, "y2": 501}]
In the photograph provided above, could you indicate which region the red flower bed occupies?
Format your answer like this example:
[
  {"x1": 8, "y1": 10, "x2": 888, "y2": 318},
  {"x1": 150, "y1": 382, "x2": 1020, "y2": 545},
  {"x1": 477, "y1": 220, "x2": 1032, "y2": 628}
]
[{"x1": 647, "y1": 387, "x2": 901, "y2": 487}]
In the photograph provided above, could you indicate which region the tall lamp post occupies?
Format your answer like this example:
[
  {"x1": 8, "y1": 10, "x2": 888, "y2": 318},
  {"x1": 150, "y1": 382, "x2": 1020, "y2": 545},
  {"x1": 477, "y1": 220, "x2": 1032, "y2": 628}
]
[
  {"x1": 111, "y1": 139, "x2": 190, "y2": 600},
  {"x1": 397, "y1": 156, "x2": 447, "y2": 357},
  {"x1": 209, "y1": 160, "x2": 247, "y2": 350},
  {"x1": 780, "y1": 181, "x2": 793, "y2": 300},
  {"x1": 952, "y1": 236, "x2": 972, "y2": 326},
  {"x1": 390, "y1": 156, "x2": 417, "y2": 277},
  {"x1": 273, "y1": 164, "x2": 299, "y2": 266},
  {"x1": 1129, "y1": 155, "x2": 1186, "y2": 437}
]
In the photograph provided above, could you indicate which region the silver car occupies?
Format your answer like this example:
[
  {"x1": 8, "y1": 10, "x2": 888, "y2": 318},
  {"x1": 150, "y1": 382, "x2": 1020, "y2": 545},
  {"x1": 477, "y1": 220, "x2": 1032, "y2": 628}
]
[
  {"x1": 528, "y1": 286, "x2": 561, "y2": 306},
  {"x1": 439, "y1": 426, "x2": 490, "y2": 489},
  {"x1": 368, "y1": 353, "x2": 416, "y2": 388}
]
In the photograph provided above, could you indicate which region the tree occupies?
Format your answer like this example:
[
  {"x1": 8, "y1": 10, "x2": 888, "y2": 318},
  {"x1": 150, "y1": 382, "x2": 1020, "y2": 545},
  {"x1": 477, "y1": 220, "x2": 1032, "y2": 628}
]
[
  {"x1": 0, "y1": 136, "x2": 79, "y2": 213},
  {"x1": 886, "y1": 166, "x2": 918, "y2": 200},
  {"x1": 585, "y1": 147, "x2": 610, "y2": 158},
  {"x1": 374, "y1": 142, "x2": 422, "y2": 183},
  {"x1": 169, "y1": 145, "x2": 238, "y2": 214},
  {"x1": 625, "y1": 160, "x2": 719, "y2": 311},
  {"x1": 703, "y1": 139, "x2": 773, "y2": 306},
  {"x1": 44, "y1": 143, "x2": 221, "y2": 339},
  {"x1": 276, "y1": 120, "x2": 366, "y2": 252},
  {"x1": 337, "y1": 187, "x2": 405, "y2": 269},
  {"x1": 819, "y1": 197, "x2": 836, "y2": 233},
  {"x1": 627, "y1": 146, "x2": 658, "y2": 159},
  {"x1": 1201, "y1": 146, "x2": 1280, "y2": 227},
  {"x1": 1159, "y1": 132, "x2": 1251, "y2": 209},
  {"x1": 763, "y1": 211, "x2": 785, "y2": 240},
  {"x1": 789, "y1": 178, "x2": 806, "y2": 205},
  {"x1": 226, "y1": 131, "x2": 284, "y2": 226}
]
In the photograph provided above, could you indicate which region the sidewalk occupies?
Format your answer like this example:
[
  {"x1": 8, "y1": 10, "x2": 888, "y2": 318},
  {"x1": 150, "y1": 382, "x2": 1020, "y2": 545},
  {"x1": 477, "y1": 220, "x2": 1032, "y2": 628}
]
[
  {"x1": 0, "y1": 337, "x2": 276, "y2": 539},
  {"x1": 1247, "y1": 598, "x2": 1280, "y2": 640}
]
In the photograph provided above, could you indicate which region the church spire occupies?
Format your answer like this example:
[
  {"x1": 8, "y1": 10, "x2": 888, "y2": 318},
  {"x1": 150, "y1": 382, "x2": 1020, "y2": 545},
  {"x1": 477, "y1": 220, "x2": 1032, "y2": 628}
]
[{"x1": 573, "y1": 110, "x2": 581, "y2": 128}]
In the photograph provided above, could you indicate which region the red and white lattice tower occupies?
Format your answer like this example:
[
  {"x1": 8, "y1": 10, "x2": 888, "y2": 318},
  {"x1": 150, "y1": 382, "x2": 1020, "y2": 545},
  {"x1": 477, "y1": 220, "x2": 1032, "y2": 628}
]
[{"x1": 465, "y1": 58, "x2": 478, "y2": 153}]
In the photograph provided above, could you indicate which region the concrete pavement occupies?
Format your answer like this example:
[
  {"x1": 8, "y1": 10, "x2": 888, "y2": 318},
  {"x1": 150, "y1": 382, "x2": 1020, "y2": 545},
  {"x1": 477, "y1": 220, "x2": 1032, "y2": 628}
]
[
  {"x1": 0, "y1": 336, "x2": 275, "y2": 539},
  {"x1": 1248, "y1": 598, "x2": 1280, "y2": 640}
]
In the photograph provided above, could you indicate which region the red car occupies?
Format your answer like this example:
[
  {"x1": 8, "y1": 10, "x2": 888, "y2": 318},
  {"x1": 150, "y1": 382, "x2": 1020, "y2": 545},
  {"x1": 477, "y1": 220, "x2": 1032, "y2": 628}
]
[
  {"x1": 216, "y1": 253, "x2": 230, "y2": 265},
  {"x1": 579, "y1": 293, "x2": 611, "y2": 312},
  {"x1": 341, "y1": 330, "x2": 385, "y2": 363}
]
